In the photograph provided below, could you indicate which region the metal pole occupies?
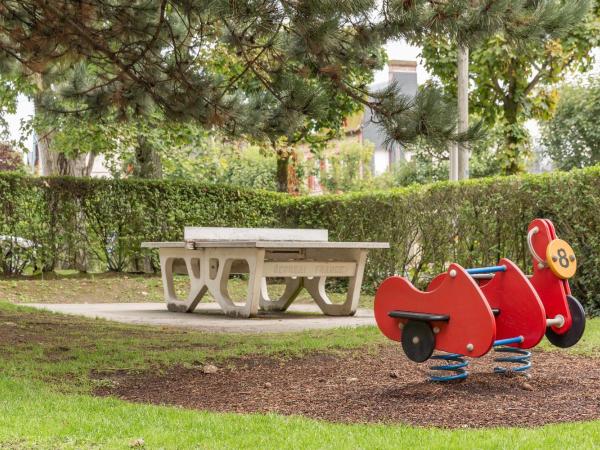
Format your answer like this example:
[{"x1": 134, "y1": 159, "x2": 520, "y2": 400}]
[{"x1": 457, "y1": 45, "x2": 469, "y2": 179}]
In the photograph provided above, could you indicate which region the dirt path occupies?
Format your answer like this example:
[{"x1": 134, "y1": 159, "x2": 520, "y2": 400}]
[{"x1": 95, "y1": 345, "x2": 600, "y2": 428}]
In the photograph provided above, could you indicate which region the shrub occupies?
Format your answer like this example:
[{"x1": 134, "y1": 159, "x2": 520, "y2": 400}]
[
  {"x1": 0, "y1": 174, "x2": 283, "y2": 274},
  {"x1": 1, "y1": 167, "x2": 599, "y2": 314},
  {"x1": 281, "y1": 167, "x2": 600, "y2": 315}
]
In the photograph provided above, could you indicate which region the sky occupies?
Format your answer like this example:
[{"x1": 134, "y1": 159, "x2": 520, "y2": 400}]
[{"x1": 5, "y1": 93, "x2": 34, "y2": 150}]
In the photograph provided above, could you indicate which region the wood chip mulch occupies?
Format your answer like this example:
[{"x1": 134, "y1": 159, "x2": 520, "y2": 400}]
[{"x1": 94, "y1": 346, "x2": 600, "y2": 428}]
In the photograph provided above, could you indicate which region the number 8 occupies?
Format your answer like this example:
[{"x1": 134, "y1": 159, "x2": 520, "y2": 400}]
[{"x1": 556, "y1": 248, "x2": 569, "y2": 268}]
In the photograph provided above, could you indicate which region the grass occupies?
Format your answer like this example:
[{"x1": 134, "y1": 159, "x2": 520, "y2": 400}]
[
  {"x1": 2, "y1": 376, "x2": 600, "y2": 450},
  {"x1": 1, "y1": 299, "x2": 596, "y2": 396},
  {"x1": 2, "y1": 275, "x2": 600, "y2": 449},
  {"x1": 0, "y1": 301, "x2": 384, "y2": 394},
  {"x1": 0, "y1": 272, "x2": 375, "y2": 308},
  {"x1": 538, "y1": 316, "x2": 600, "y2": 356}
]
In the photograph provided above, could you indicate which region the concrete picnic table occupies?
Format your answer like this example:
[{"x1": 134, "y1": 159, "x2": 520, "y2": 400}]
[{"x1": 142, "y1": 227, "x2": 389, "y2": 318}]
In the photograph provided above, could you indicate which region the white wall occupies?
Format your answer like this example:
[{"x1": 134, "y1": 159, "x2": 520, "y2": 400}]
[
  {"x1": 372, "y1": 149, "x2": 390, "y2": 175},
  {"x1": 90, "y1": 154, "x2": 111, "y2": 178},
  {"x1": 371, "y1": 40, "x2": 430, "y2": 86}
]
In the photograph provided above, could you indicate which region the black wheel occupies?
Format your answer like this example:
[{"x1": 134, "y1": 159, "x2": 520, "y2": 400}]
[
  {"x1": 545, "y1": 295, "x2": 586, "y2": 348},
  {"x1": 401, "y1": 320, "x2": 435, "y2": 363}
]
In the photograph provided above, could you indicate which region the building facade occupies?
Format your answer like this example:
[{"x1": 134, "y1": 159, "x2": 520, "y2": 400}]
[{"x1": 362, "y1": 60, "x2": 418, "y2": 175}]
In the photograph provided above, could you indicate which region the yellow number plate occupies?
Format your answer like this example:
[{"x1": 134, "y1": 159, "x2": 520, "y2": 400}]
[{"x1": 546, "y1": 239, "x2": 577, "y2": 279}]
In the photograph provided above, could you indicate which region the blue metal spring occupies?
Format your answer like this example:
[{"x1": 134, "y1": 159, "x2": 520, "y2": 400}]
[
  {"x1": 429, "y1": 353, "x2": 469, "y2": 382},
  {"x1": 493, "y1": 336, "x2": 531, "y2": 374}
]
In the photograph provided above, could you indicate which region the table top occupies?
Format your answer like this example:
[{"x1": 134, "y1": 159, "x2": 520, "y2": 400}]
[
  {"x1": 184, "y1": 226, "x2": 328, "y2": 242},
  {"x1": 142, "y1": 240, "x2": 390, "y2": 249}
]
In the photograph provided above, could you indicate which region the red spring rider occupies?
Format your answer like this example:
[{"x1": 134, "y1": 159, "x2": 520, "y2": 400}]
[{"x1": 374, "y1": 219, "x2": 586, "y2": 381}]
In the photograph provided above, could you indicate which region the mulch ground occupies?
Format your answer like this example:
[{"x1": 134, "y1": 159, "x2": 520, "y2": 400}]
[{"x1": 94, "y1": 345, "x2": 600, "y2": 428}]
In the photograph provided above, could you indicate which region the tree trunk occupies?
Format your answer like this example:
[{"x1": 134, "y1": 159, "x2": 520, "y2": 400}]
[
  {"x1": 36, "y1": 130, "x2": 94, "y2": 272},
  {"x1": 133, "y1": 135, "x2": 162, "y2": 178},
  {"x1": 457, "y1": 45, "x2": 469, "y2": 180},
  {"x1": 450, "y1": 45, "x2": 469, "y2": 181},
  {"x1": 501, "y1": 129, "x2": 522, "y2": 175},
  {"x1": 276, "y1": 148, "x2": 289, "y2": 193},
  {"x1": 42, "y1": 150, "x2": 95, "y2": 176},
  {"x1": 498, "y1": 59, "x2": 530, "y2": 176},
  {"x1": 500, "y1": 99, "x2": 525, "y2": 175}
]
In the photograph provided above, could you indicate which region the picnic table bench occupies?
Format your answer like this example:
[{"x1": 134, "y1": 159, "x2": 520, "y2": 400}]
[{"x1": 142, "y1": 227, "x2": 389, "y2": 318}]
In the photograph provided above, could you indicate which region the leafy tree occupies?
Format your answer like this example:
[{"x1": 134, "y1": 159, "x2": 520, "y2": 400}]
[
  {"x1": 27, "y1": 97, "x2": 210, "y2": 178},
  {"x1": 320, "y1": 141, "x2": 374, "y2": 193},
  {"x1": 160, "y1": 141, "x2": 279, "y2": 191},
  {"x1": 18, "y1": 64, "x2": 169, "y2": 177},
  {"x1": 420, "y1": 1, "x2": 598, "y2": 174},
  {"x1": 541, "y1": 79, "x2": 600, "y2": 170},
  {"x1": 31, "y1": 80, "x2": 289, "y2": 188},
  {"x1": 0, "y1": 1, "x2": 538, "y2": 188},
  {"x1": 2, "y1": 1, "x2": 587, "y2": 187}
]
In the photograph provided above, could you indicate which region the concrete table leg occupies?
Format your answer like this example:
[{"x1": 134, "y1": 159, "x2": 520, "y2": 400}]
[
  {"x1": 304, "y1": 249, "x2": 367, "y2": 316},
  {"x1": 259, "y1": 277, "x2": 303, "y2": 312},
  {"x1": 205, "y1": 247, "x2": 266, "y2": 318},
  {"x1": 159, "y1": 248, "x2": 208, "y2": 313}
]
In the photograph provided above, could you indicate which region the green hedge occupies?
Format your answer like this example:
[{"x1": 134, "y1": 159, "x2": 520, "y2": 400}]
[
  {"x1": 1, "y1": 168, "x2": 600, "y2": 314},
  {"x1": 0, "y1": 174, "x2": 283, "y2": 273}
]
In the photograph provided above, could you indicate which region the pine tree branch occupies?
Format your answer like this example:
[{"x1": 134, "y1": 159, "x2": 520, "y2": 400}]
[
  {"x1": 222, "y1": 17, "x2": 285, "y2": 104},
  {"x1": 128, "y1": 0, "x2": 168, "y2": 69},
  {"x1": 220, "y1": 19, "x2": 284, "y2": 98},
  {"x1": 41, "y1": 2, "x2": 154, "y2": 94}
]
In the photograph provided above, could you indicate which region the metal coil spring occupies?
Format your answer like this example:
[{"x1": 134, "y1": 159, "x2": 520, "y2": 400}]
[
  {"x1": 493, "y1": 336, "x2": 531, "y2": 374},
  {"x1": 429, "y1": 353, "x2": 469, "y2": 382}
]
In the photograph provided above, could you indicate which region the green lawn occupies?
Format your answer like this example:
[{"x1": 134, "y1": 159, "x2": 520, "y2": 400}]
[
  {"x1": 1, "y1": 295, "x2": 600, "y2": 448},
  {"x1": 0, "y1": 301, "x2": 384, "y2": 393},
  {"x1": 2, "y1": 376, "x2": 600, "y2": 450},
  {"x1": 0, "y1": 272, "x2": 375, "y2": 308}
]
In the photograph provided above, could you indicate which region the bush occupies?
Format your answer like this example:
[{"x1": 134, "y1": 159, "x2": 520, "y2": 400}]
[
  {"x1": 281, "y1": 167, "x2": 600, "y2": 315},
  {"x1": 1, "y1": 168, "x2": 600, "y2": 315},
  {"x1": 0, "y1": 174, "x2": 283, "y2": 274},
  {"x1": 162, "y1": 144, "x2": 279, "y2": 191}
]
